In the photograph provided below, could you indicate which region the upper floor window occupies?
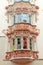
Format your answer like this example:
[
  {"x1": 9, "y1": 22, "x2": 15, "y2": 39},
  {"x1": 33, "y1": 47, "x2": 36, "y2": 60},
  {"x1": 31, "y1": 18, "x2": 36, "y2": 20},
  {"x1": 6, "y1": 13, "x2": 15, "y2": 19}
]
[
  {"x1": 14, "y1": 0, "x2": 32, "y2": 3},
  {"x1": 15, "y1": 14, "x2": 31, "y2": 23}
]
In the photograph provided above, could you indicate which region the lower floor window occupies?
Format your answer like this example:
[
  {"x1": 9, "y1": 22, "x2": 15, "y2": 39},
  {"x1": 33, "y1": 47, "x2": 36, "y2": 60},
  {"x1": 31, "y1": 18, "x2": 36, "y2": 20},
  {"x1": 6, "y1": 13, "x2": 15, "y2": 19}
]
[
  {"x1": 17, "y1": 38, "x2": 21, "y2": 49},
  {"x1": 11, "y1": 37, "x2": 33, "y2": 50},
  {"x1": 23, "y1": 37, "x2": 27, "y2": 49}
]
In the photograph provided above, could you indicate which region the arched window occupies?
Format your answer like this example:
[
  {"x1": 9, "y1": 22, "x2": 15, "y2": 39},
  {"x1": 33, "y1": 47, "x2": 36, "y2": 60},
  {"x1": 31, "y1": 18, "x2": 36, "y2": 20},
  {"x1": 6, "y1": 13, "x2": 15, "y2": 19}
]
[
  {"x1": 25, "y1": 0, "x2": 32, "y2": 2},
  {"x1": 14, "y1": 0, "x2": 21, "y2": 2},
  {"x1": 15, "y1": 14, "x2": 21, "y2": 23},
  {"x1": 21, "y1": 14, "x2": 29, "y2": 22},
  {"x1": 14, "y1": 16, "x2": 15, "y2": 23},
  {"x1": 23, "y1": 0, "x2": 30, "y2": 2}
]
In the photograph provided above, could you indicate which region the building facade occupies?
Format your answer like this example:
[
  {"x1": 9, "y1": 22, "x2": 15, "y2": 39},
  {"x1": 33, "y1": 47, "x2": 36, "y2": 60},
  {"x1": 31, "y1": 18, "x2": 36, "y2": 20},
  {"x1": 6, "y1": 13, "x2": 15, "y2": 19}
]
[{"x1": 3, "y1": 0, "x2": 39, "y2": 64}]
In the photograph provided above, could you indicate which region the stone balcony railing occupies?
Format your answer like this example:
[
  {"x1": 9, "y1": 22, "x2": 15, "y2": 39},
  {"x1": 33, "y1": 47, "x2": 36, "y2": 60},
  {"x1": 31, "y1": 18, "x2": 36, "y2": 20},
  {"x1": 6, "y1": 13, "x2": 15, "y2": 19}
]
[{"x1": 5, "y1": 50, "x2": 38, "y2": 60}]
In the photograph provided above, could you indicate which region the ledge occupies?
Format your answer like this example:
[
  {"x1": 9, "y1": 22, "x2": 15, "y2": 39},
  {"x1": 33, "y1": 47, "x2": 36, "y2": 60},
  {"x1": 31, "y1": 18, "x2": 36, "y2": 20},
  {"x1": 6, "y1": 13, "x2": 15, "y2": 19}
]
[
  {"x1": 5, "y1": 50, "x2": 38, "y2": 62},
  {"x1": 3, "y1": 57, "x2": 34, "y2": 63}
]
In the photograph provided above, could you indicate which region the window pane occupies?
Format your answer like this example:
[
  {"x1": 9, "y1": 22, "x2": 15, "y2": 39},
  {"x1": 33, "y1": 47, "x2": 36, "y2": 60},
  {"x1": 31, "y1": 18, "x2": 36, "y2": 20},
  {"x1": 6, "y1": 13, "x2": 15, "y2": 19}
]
[
  {"x1": 15, "y1": 14, "x2": 31, "y2": 23},
  {"x1": 21, "y1": 14, "x2": 28, "y2": 22},
  {"x1": 17, "y1": 38, "x2": 21, "y2": 49},
  {"x1": 29, "y1": 15, "x2": 31, "y2": 24},
  {"x1": 15, "y1": 14, "x2": 21, "y2": 23},
  {"x1": 23, "y1": 37, "x2": 27, "y2": 49},
  {"x1": 18, "y1": 14, "x2": 21, "y2": 22},
  {"x1": 23, "y1": 0, "x2": 32, "y2": 2}
]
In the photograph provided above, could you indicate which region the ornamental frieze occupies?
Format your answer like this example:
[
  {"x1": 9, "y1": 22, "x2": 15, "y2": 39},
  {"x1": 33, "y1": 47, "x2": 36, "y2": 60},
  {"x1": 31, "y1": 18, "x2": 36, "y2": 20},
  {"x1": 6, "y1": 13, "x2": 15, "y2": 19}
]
[
  {"x1": 5, "y1": 2, "x2": 39, "y2": 14},
  {"x1": 5, "y1": 50, "x2": 38, "y2": 60}
]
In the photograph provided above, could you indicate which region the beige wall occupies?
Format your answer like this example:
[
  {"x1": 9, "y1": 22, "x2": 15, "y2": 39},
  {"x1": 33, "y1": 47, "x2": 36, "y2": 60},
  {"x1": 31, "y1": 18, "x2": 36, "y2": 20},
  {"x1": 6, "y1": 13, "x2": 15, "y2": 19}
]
[{"x1": 1, "y1": 60, "x2": 43, "y2": 65}]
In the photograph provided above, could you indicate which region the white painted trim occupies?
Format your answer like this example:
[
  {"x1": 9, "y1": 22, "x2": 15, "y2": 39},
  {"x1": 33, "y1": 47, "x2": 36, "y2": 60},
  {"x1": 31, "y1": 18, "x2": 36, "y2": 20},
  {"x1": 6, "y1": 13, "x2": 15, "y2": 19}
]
[{"x1": 15, "y1": 37, "x2": 17, "y2": 49}]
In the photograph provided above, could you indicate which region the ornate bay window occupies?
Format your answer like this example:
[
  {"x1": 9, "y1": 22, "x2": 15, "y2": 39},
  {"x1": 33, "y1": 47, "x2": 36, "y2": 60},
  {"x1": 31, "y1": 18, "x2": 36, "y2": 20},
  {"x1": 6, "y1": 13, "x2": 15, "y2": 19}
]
[{"x1": 4, "y1": 0, "x2": 39, "y2": 63}]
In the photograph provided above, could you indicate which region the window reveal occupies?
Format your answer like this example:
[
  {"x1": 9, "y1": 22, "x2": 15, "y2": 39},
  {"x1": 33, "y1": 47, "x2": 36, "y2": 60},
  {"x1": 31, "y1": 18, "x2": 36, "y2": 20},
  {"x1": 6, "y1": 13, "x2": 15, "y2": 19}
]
[{"x1": 15, "y1": 14, "x2": 31, "y2": 23}]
